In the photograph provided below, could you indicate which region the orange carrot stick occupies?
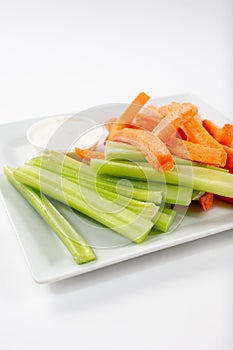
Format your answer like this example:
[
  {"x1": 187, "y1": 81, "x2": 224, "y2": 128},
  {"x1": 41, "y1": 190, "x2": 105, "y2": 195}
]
[
  {"x1": 105, "y1": 121, "x2": 141, "y2": 143},
  {"x1": 167, "y1": 137, "x2": 227, "y2": 167},
  {"x1": 202, "y1": 119, "x2": 223, "y2": 141},
  {"x1": 135, "y1": 105, "x2": 163, "y2": 131},
  {"x1": 105, "y1": 117, "x2": 118, "y2": 132},
  {"x1": 146, "y1": 104, "x2": 161, "y2": 114},
  {"x1": 137, "y1": 104, "x2": 162, "y2": 120},
  {"x1": 227, "y1": 167, "x2": 233, "y2": 174},
  {"x1": 215, "y1": 195, "x2": 233, "y2": 204},
  {"x1": 157, "y1": 101, "x2": 181, "y2": 117},
  {"x1": 219, "y1": 124, "x2": 233, "y2": 147},
  {"x1": 176, "y1": 127, "x2": 187, "y2": 140},
  {"x1": 203, "y1": 120, "x2": 233, "y2": 148},
  {"x1": 105, "y1": 93, "x2": 150, "y2": 141},
  {"x1": 104, "y1": 118, "x2": 119, "y2": 142},
  {"x1": 199, "y1": 192, "x2": 214, "y2": 211},
  {"x1": 105, "y1": 123, "x2": 119, "y2": 142},
  {"x1": 109, "y1": 128, "x2": 174, "y2": 171},
  {"x1": 153, "y1": 102, "x2": 198, "y2": 142},
  {"x1": 117, "y1": 92, "x2": 150, "y2": 126},
  {"x1": 223, "y1": 145, "x2": 233, "y2": 168},
  {"x1": 194, "y1": 114, "x2": 203, "y2": 124},
  {"x1": 182, "y1": 117, "x2": 223, "y2": 149},
  {"x1": 135, "y1": 114, "x2": 160, "y2": 131},
  {"x1": 75, "y1": 148, "x2": 104, "y2": 162}
]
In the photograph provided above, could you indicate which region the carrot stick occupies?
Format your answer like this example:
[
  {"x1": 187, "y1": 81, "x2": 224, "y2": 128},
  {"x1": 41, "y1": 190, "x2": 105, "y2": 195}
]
[
  {"x1": 194, "y1": 114, "x2": 203, "y2": 124},
  {"x1": 153, "y1": 102, "x2": 198, "y2": 142},
  {"x1": 105, "y1": 117, "x2": 118, "y2": 132},
  {"x1": 109, "y1": 128, "x2": 174, "y2": 171},
  {"x1": 219, "y1": 124, "x2": 233, "y2": 147},
  {"x1": 135, "y1": 105, "x2": 163, "y2": 131},
  {"x1": 223, "y1": 145, "x2": 233, "y2": 168},
  {"x1": 198, "y1": 192, "x2": 214, "y2": 211},
  {"x1": 157, "y1": 101, "x2": 181, "y2": 117},
  {"x1": 117, "y1": 92, "x2": 150, "y2": 126},
  {"x1": 215, "y1": 195, "x2": 233, "y2": 204},
  {"x1": 203, "y1": 120, "x2": 233, "y2": 148},
  {"x1": 167, "y1": 137, "x2": 227, "y2": 167},
  {"x1": 146, "y1": 104, "x2": 161, "y2": 114},
  {"x1": 227, "y1": 167, "x2": 233, "y2": 174},
  {"x1": 182, "y1": 117, "x2": 223, "y2": 149},
  {"x1": 137, "y1": 104, "x2": 163, "y2": 120},
  {"x1": 105, "y1": 121, "x2": 141, "y2": 143},
  {"x1": 105, "y1": 93, "x2": 150, "y2": 141},
  {"x1": 202, "y1": 119, "x2": 223, "y2": 141},
  {"x1": 176, "y1": 128, "x2": 187, "y2": 140},
  {"x1": 135, "y1": 114, "x2": 160, "y2": 131},
  {"x1": 75, "y1": 148, "x2": 104, "y2": 162}
]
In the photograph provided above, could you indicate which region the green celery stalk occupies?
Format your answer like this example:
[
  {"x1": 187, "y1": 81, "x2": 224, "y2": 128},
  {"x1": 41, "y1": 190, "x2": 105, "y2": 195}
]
[
  {"x1": 4, "y1": 166, "x2": 96, "y2": 264},
  {"x1": 173, "y1": 156, "x2": 229, "y2": 172},
  {"x1": 82, "y1": 177, "x2": 163, "y2": 205},
  {"x1": 151, "y1": 208, "x2": 176, "y2": 233},
  {"x1": 98, "y1": 174, "x2": 193, "y2": 206},
  {"x1": 28, "y1": 157, "x2": 159, "y2": 213},
  {"x1": 105, "y1": 141, "x2": 138, "y2": 151},
  {"x1": 13, "y1": 165, "x2": 156, "y2": 243},
  {"x1": 29, "y1": 155, "x2": 163, "y2": 205},
  {"x1": 90, "y1": 159, "x2": 233, "y2": 198},
  {"x1": 191, "y1": 190, "x2": 205, "y2": 200},
  {"x1": 105, "y1": 141, "x2": 229, "y2": 172},
  {"x1": 73, "y1": 180, "x2": 160, "y2": 216},
  {"x1": 29, "y1": 153, "x2": 192, "y2": 206},
  {"x1": 105, "y1": 141, "x2": 145, "y2": 162},
  {"x1": 30, "y1": 153, "x2": 94, "y2": 178},
  {"x1": 91, "y1": 159, "x2": 193, "y2": 189}
]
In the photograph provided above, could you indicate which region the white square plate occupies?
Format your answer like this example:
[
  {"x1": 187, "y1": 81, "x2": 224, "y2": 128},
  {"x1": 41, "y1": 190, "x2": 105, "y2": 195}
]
[{"x1": 1, "y1": 93, "x2": 233, "y2": 284}]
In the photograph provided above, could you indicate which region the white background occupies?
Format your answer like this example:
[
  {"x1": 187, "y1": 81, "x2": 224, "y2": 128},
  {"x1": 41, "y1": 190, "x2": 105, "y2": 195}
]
[{"x1": 0, "y1": 0, "x2": 233, "y2": 349}]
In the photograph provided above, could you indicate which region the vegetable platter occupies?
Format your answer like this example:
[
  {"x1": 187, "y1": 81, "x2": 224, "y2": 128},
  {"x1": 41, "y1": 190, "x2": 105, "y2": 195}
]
[{"x1": 0, "y1": 93, "x2": 232, "y2": 283}]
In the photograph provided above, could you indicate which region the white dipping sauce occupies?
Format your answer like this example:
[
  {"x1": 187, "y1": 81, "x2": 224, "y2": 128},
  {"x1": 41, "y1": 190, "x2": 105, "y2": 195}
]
[{"x1": 27, "y1": 115, "x2": 104, "y2": 152}]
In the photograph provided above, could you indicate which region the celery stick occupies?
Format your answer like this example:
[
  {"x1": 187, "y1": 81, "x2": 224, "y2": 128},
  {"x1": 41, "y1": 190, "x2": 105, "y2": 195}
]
[
  {"x1": 105, "y1": 141, "x2": 145, "y2": 162},
  {"x1": 105, "y1": 141, "x2": 229, "y2": 173},
  {"x1": 106, "y1": 141, "x2": 138, "y2": 151},
  {"x1": 151, "y1": 208, "x2": 176, "y2": 233},
  {"x1": 31, "y1": 157, "x2": 79, "y2": 179},
  {"x1": 84, "y1": 177, "x2": 163, "y2": 204},
  {"x1": 15, "y1": 165, "x2": 156, "y2": 219},
  {"x1": 74, "y1": 180, "x2": 160, "y2": 214},
  {"x1": 29, "y1": 153, "x2": 192, "y2": 205},
  {"x1": 73, "y1": 179, "x2": 160, "y2": 220},
  {"x1": 51, "y1": 150, "x2": 87, "y2": 170},
  {"x1": 30, "y1": 153, "x2": 94, "y2": 178},
  {"x1": 162, "y1": 207, "x2": 175, "y2": 215},
  {"x1": 28, "y1": 157, "x2": 160, "y2": 211},
  {"x1": 98, "y1": 175, "x2": 192, "y2": 206},
  {"x1": 29, "y1": 156, "x2": 163, "y2": 205},
  {"x1": 4, "y1": 166, "x2": 96, "y2": 264},
  {"x1": 13, "y1": 165, "x2": 156, "y2": 243},
  {"x1": 90, "y1": 159, "x2": 233, "y2": 197},
  {"x1": 173, "y1": 156, "x2": 229, "y2": 172},
  {"x1": 191, "y1": 190, "x2": 205, "y2": 200},
  {"x1": 91, "y1": 159, "x2": 193, "y2": 187}
]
